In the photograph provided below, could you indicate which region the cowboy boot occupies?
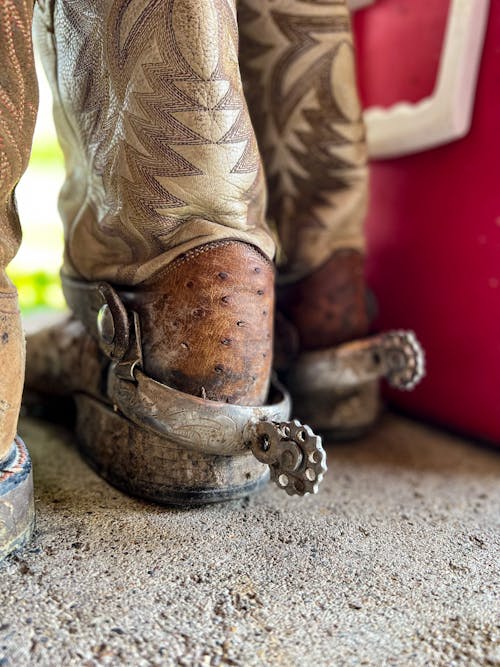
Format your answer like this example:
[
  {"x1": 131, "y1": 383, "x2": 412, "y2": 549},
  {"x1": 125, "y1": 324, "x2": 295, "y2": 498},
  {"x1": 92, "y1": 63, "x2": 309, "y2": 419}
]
[
  {"x1": 239, "y1": 0, "x2": 424, "y2": 438},
  {"x1": 26, "y1": 0, "x2": 326, "y2": 504},
  {"x1": 0, "y1": 0, "x2": 37, "y2": 559}
]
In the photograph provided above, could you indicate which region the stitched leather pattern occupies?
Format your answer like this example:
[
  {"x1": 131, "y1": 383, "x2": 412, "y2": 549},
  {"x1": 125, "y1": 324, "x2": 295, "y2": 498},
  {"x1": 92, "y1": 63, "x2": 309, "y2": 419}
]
[
  {"x1": 0, "y1": 1, "x2": 37, "y2": 457},
  {"x1": 239, "y1": 0, "x2": 368, "y2": 280},
  {"x1": 34, "y1": 0, "x2": 274, "y2": 285},
  {"x1": 0, "y1": 0, "x2": 38, "y2": 279}
]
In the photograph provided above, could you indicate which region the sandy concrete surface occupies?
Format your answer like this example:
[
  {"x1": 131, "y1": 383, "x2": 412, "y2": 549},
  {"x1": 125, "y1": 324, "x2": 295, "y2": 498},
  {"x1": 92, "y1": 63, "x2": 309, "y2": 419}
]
[{"x1": 0, "y1": 415, "x2": 498, "y2": 666}]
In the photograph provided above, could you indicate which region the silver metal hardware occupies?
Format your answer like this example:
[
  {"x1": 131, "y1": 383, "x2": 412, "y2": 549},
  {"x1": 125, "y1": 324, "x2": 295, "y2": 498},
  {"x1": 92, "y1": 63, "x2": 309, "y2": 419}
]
[
  {"x1": 252, "y1": 420, "x2": 327, "y2": 496},
  {"x1": 97, "y1": 304, "x2": 115, "y2": 345},
  {"x1": 381, "y1": 330, "x2": 425, "y2": 390},
  {"x1": 289, "y1": 329, "x2": 425, "y2": 393}
]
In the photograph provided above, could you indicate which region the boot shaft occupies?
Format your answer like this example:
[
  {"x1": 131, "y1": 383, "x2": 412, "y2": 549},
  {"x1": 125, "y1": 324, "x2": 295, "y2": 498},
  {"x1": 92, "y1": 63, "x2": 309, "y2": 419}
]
[
  {"x1": 239, "y1": 0, "x2": 371, "y2": 353},
  {"x1": 0, "y1": 0, "x2": 38, "y2": 459},
  {"x1": 34, "y1": 0, "x2": 275, "y2": 285},
  {"x1": 0, "y1": 0, "x2": 38, "y2": 279},
  {"x1": 239, "y1": 0, "x2": 368, "y2": 281}
]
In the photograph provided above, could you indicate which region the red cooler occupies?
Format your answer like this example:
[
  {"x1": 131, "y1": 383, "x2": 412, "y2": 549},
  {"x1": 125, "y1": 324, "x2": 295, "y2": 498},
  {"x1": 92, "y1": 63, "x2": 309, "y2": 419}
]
[{"x1": 353, "y1": 0, "x2": 500, "y2": 443}]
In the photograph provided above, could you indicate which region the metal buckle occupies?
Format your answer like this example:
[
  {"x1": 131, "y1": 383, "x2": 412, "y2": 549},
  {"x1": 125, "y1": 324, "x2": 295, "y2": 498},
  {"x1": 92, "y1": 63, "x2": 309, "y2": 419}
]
[{"x1": 96, "y1": 283, "x2": 143, "y2": 382}]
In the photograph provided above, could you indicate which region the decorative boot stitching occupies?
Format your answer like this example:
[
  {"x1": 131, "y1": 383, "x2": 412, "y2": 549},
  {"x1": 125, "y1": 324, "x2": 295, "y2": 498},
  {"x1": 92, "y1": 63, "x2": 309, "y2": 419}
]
[{"x1": 141, "y1": 239, "x2": 275, "y2": 286}]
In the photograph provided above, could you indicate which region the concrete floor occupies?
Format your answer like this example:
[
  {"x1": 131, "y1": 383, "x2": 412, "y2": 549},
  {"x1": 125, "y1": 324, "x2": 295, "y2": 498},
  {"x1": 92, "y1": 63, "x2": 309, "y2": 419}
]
[{"x1": 0, "y1": 415, "x2": 498, "y2": 666}]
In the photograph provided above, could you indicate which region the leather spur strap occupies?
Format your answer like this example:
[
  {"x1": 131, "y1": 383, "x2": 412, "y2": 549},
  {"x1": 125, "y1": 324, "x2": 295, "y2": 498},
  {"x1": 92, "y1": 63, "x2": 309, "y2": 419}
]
[{"x1": 62, "y1": 276, "x2": 132, "y2": 363}]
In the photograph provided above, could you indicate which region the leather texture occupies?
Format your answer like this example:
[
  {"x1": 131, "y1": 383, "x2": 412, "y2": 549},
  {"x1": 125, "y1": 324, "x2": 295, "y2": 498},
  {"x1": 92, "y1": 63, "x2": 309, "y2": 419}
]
[
  {"x1": 25, "y1": 316, "x2": 104, "y2": 402},
  {"x1": 30, "y1": 0, "x2": 278, "y2": 412},
  {"x1": 239, "y1": 0, "x2": 372, "y2": 357},
  {"x1": 27, "y1": 241, "x2": 274, "y2": 409},
  {"x1": 0, "y1": 291, "x2": 26, "y2": 460},
  {"x1": 120, "y1": 241, "x2": 274, "y2": 405},
  {"x1": 0, "y1": 1, "x2": 38, "y2": 459},
  {"x1": 239, "y1": 0, "x2": 368, "y2": 282},
  {"x1": 33, "y1": 0, "x2": 275, "y2": 286},
  {"x1": 278, "y1": 249, "x2": 370, "y2": 351},
  {"x1": 27, "y1": 0, "x2": 372, "y2": 419}
]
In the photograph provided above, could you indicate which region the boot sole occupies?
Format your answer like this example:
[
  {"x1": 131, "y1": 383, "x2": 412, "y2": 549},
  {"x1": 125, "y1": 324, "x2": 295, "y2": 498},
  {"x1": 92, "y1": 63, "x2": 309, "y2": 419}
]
[
  {"x1": 75, "y1": 394, "x2": 270, "y2": 506},
  {"x1": 0, "y1": 436, "x2": 35, "y2": 560}
]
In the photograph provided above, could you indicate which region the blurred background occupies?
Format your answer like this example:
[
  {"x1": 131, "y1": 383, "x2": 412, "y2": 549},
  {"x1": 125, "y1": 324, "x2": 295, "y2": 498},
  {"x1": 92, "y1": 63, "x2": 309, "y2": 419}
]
[{"x1": 11, "y1": 59, "x2": 65, "y2": 314}]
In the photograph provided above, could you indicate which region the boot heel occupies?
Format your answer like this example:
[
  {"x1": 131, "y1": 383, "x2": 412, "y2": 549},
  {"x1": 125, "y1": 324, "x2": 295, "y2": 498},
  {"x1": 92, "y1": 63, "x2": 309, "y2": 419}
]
[{"x1": 75, "y1": 395, "x2": 270, "y2": 506}]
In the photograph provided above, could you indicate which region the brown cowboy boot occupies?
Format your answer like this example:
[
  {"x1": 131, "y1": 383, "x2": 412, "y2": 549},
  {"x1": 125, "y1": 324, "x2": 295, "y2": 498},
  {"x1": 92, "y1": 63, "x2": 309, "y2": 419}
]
[
  {"x1": 239, "y1": 0, "x2": 424, "y2": 438},
  {"x1": 26, "y1": 0, "x2": 326, "y2": 503},
  {"x1": 0, "y1": 0, "x2": 37, "y2": 559}
]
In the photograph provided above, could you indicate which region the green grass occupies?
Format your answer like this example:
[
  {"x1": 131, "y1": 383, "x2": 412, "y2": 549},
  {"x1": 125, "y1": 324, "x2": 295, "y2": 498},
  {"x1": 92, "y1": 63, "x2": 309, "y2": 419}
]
[
  {"x1": 7, "y1": 134, "x2": 65, "y2": 313},
  {"x1": 9, "y1": 271, "x2": 65, "y2": 311},
  {"x1": 28, "y1": 136, "x2": 64, "y2": 170}
]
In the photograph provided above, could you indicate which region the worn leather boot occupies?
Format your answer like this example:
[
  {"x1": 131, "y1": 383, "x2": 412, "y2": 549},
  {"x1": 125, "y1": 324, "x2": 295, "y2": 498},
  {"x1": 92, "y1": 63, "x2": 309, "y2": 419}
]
[
  {"x1": 26, "y1": 0, "x2": 326, "y2": 504},
  {"x1": 0, "y1": 0, "x2": 37, "y2": 559},
  {"x1": 239, "y1": 0, "x2": 424, "y2": 438}
]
